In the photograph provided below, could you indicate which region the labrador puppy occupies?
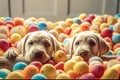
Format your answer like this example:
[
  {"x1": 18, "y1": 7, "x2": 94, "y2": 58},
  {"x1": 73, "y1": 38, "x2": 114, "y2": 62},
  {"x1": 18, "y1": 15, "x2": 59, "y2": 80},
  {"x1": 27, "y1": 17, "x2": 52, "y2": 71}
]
[
  {"x1": 3, "y1": 31, "x2": 63, "y2": 64},
  {"x1": 65, "y1": 31, "x2": 110, "y2": 61}
]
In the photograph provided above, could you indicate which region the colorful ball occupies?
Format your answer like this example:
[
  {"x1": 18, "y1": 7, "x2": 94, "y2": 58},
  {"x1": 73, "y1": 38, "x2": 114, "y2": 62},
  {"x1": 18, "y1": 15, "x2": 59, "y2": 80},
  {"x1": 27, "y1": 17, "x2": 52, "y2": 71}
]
[
  {"x1": 40, "y1": 64, "x2": 56, "y2": 79},
  {"x1": 0, "y1": 69, "x2": 9, "y2": 79},
  {"x1": 37, "y1": 21, "x2": 47, "y2": 30},
  {"x1": 113, "y1": 23, "x2": 120, "y2": 33},
  {"x1": 6, "y1": 70, "x2": 24, "y2": 79},
  {"x1": 23, "y1": 65, "x2": 39, "y2": 79},
  {"x1": 112, "y1": 34, "x2": 120, "y2": 43},
  {"x1": 27, "y1": 25, "x2": 39, "y2": 33},
  {"x1": 31, "y1": 73, "x2": 47, "y2": 80},
  {"x1": 13, "y1": 62, "x2": 27, "y2": 71},
  {"x1": 77, "y1": 73, "x2": 97, "y2": 79},
  {"x1": 101, "y1": 28, "x2": 113, "y2": 38},
  {"x1": 73, "y1": 17, "x2": 81, "y2": 24},
  {"x1": 30, "y1": 61, "x2": 43, "y2": 70},
  {"x1": 0, "y1": 39, "x2": 10, "y2": 51},
  {"x1": 56, "y1": 73, "x2": 71, "y2": 79},
  {"x1": 10, "y1": 33, "x2": 22, "y2": 44}
]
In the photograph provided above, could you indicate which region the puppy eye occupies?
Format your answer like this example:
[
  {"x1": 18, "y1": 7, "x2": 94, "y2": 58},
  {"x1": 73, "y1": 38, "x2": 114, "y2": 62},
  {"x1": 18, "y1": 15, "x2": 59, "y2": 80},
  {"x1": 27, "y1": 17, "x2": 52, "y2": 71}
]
[
  {"x1": 75, "y1": 42, "x2": 79, "y2": 45},
  {"x1": 89, "y1": 41, "x2": 95, "y2": 46},
  {"x1": 44, "y1": 42, "x2": 50, "y2": 47},
  {"x1": 29, "y1": 42, "x2": 34, "y2": 45}
]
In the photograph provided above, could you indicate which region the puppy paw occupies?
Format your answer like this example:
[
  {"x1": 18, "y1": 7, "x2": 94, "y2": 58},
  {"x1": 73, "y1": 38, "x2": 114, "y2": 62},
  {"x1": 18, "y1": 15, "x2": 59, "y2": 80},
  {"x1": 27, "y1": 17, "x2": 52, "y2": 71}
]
[{"x1": 3, "y1": 47, "x2": 19, "y2": 60}]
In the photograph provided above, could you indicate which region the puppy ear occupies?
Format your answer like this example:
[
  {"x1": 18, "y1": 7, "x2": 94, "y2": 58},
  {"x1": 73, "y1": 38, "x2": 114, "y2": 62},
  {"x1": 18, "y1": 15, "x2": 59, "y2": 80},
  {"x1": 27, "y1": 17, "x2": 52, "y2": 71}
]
[
  {"x1": 98, "y1": 38, "x2": 109, "y2": 56},
  {"x1": 17, "y1": 33, "x2": 31, "y2": 56},
  {"x1": 64, "y1": 34, "x2": 77, "y2": 58},
  {"x1": 49, "y1": 34, "x2": 63, "y2": 56}
]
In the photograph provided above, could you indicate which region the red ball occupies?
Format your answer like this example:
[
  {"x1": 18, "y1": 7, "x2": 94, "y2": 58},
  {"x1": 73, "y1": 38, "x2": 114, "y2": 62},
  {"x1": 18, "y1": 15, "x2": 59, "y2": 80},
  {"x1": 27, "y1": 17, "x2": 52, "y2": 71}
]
[
  {"x1": 45, "y1": 59, "x2": 56, "y2": 66},
  {"x1": 101, "y1": 28, "x2": 113, "y2": 38},
  {"x1": 64, "y1": 27, "x2": 72, "y2": 35},
  {"x1": 88, "y1": 14, "x2": 96, "y2": 20},
  {"x1": 83, "y1": 18, "x2": 92, "y2": 24},
  {"x1": 55, "y1": 62, "x2": 65, "y2": 70},
  {"x1": 27, "y1": 25, "x2": 39, "y2": 33},
  {"x1": 14, "y1": 18, "x2": 24, "y2": 26},
  {"x1": 0, "y1": 39, "x2": 10, "y2": 51},
  {"x1": 30, "y1": 61, "x2": 43, "y2": 70}
]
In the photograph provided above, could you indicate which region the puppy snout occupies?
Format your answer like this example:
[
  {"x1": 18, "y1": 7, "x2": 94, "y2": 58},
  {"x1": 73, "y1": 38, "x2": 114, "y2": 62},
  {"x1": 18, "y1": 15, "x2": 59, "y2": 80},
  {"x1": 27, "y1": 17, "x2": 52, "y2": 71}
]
[
  {"x1": 34, "y1": 51, "x2": 44, "y2": 57},
  {"x1": 79, "y1": 51, "x2": 88, "y2": 57}
]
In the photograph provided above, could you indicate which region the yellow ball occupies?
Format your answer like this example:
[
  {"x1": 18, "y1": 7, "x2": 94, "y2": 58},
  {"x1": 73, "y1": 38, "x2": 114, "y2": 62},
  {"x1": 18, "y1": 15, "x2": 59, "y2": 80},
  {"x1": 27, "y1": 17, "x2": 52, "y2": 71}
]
[
  {"x1": 100, "y1": 23, "x2": 109, "y2": 31},
  {"x1": 114, "y1": 48, "x2": 120, "y2": 55},
  {"x1": 73, "y1": 61, "x2": 89, "y2": 75},
  {"x1": 10, "y1": 33, "x2": 22, "y2": 44},
  {"x1": 40, "y1": 64, "x2": 56, "y2": 79},
  {"x1": 78, "y1": 13, "x2": 87, "y2": 20},
  {"x1": 65, "y1": 18, "x2": 73, "y2": 27},
  {"x1": 64, "y1": 60, "x2": 77, "y2": 72},
  {"x1": 6, "y1": 71, "x2": 24, "y2": 79},
  {"x1": 0, "y1": 48, "x2": 4, "y2": 56},
  {"x1": 56, "y1": 73, "x2": 71, "y2": 79},
  {"x1": 53, "y1": 50, "x2": 67, "y2": 63}
]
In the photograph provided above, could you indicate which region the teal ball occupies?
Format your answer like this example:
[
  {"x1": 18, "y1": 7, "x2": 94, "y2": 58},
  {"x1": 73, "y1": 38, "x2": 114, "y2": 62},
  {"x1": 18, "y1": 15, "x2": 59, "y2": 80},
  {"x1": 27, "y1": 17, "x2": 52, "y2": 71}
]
[
  {"x1": 117, "y1": 50, "x2": 120, "y2": 55},
  {"x1": 109, "y1": 25, "x2": 114, "y2": 32},
  {"x1": 13, "y1": 62, "x2": 27, "y2": 71},
  {"x1": 106, "y1": 50, "x2": 113, "y2": 55},
  {"x1": 73, "y1": 17, "x2": 81, "y2": 24},
  {"x1": 31, "y1": 74, "x2": 47, "y2": 80},
  {"x1": 112, "y1": 34, "x2": 120, "y2": 43},
  {"x1": 4, "y1": 17, "x2": 12, "y2": 22},
  {"x1": 37, "y1": 21, "x2": 47, "y2": 30},
  {"x1": 0, "y1": 70, "x2": 8, "y2": 79},
  {"x1": 115, "y1": 14, "x2": 120, "y2": 19}
]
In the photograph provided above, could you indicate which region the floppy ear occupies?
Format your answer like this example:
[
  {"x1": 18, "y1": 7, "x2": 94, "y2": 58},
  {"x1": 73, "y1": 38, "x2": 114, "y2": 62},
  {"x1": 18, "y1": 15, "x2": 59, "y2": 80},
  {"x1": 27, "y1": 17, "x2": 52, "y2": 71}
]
[
  {"x1": 93, "y1": 33, "x2": 109, "y2": 56},
  {"x1": 17, "y1": 33, "x2": 31, "y2": 56},
  {"x1": 98, "y1": 38, "x2": 109, "y2": 56},
  {"x1": 64, "y1": 34, "x2": 77, "y2": 58},
  {"x1": 48, "y1": 34, "x2": 63, "y2": 56}
]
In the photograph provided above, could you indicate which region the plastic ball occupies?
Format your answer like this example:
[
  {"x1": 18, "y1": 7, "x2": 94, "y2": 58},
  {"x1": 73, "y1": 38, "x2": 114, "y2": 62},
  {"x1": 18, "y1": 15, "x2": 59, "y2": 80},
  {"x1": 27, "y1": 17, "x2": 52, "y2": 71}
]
[
  {"x1": 0, "y1": 69, "x2": 10, "y2": 79},
  {"x1": 10, "y1": 33, "x2": 22, "y2": 44},
  {"x1": 79, "y1": 23, "x2": 89, "y2": 31},
  {"x1": 77, "y1": 73, "x2": 97, "y2": 79},
  {"x1": 107, "y1": 59, "x2": 120, "y2": 68},
  {"x1": 27, "y1": 25, "x2": 39, "y2": 33},
  {"x1": 114, "y1": 48, "x2": 120, "y2": 55},
  {"x1": 115, "y1": 14, "x2": 120, "y2": 19},
  {"x1": 54, "y1": 25, "x2": 64, "y2": 34},
  {"x1": 73, "y1": 17, "x2": 81, "y2": 24},
  {"x1": 56, "y1": 73, "x2": 71, "y2": 79},
  {"x1": 113, "y1": 23, "x2": 120, "y2": 33},
  {"x1": 89, "y1": 56, "x2": 103, "y2": 64},
  {"x1": 0, "y1": 39, "x2": 10, "y2": 51},
  {"x1": 13, "y1": 17, "x2": 24, "y2": 26},
  {"x1": 53, "y1": 50, "x2": 67, "y2": 63},
  {"x1": 4, "y1": 17, "x2": 12, "y2": 22},
  {"x1": 64, "y1": 27, "x2": 72, "y2": 35},
  {"x1": 13, "y1": 62, "x2": 27, "y2": 71},
  {"x1": 112, "y1": 34, "x2": 120, "y2": 43},
  {"x1": 73, "y1": 61, "x2": 89, "y2": 75},
  {"x1": 101, "y1": 28, "x2": 113, "y2": 38},
  {"x1": 78, "y1": 13, "x2": 87, "y2": 20},
  {"x1": 23, "y1": 65, "x2": 39, "y2": 79},
  {"x1": 106, "y1": 50, "x2": 113, "y2": 55},
  {"x1": 6, "y1": 70, "x2": 24, "y2": 79},
  {"x1": 31, "y1": 73, "x2": 47, "y2": 80},
  {"x1": 37, "y1": 21, "x2": 47, "y2": 30},
  {"x1": 0, "y1": 48, "x2": 4, "y2": 56},
  {"x1": 0, "y1": 26, "x2": 9, "y2": 36},
  {"x1": 113, "y1": 43, "x2": 120, "y2": 51},
  {"x1": 30, "y1": 61, "x2": 43, "y2": 70},
  {"x1": 65, "y1": 18, "x2": 73, "y2": 27},
  {"x1": 40, "y1": 64, "x2": 56, "y2": 79},
  {"x1": 55, "y1": 62, "x2": 65, "y2": 70},
  {"x1": 109, "y1": 25, "x2": 114, "y2": 31},
  {"x1": 58, "y1": 33, "x2": 69, "y2": 42},
  {"x1": 10, "y1": 26, "x2": 26, "y2": 37},
  {"x1": 100, "y1": 23, "x2": 109, "y2": 31}
]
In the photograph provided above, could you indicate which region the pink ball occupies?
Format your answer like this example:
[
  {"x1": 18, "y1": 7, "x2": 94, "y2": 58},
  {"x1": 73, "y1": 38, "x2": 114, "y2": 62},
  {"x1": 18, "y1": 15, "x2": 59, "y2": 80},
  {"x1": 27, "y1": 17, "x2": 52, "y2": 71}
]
[
  {"x1": 101, "y1": 28, "x2": 113, "y2": 38},
  {"x1": 27, "y1": 25, "x2": 39, "y2": 33},
  {"x1": 30, "y1": 61, "x2": 43, "y2": 70},
  {"x1": 0, "y1": 39, "x2": 10, "y2": 51},
  {"x1": 77, "y1": 73, "x2": 97, "y2": 79}
]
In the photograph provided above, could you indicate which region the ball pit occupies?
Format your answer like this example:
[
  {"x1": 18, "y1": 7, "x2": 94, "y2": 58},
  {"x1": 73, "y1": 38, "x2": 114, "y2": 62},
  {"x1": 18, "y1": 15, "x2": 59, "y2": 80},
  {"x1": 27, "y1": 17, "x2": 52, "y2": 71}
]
[{"x1": 0, "y1": 14, "x2": 120, "y2": 79}]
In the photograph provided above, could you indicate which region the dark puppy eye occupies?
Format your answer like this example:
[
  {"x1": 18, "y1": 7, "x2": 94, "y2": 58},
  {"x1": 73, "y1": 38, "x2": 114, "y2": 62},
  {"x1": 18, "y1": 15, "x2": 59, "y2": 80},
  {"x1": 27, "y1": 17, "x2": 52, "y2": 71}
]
[
  {"x1": 89, "y1": 41, "x2": 95, "y2": 46},
  {"x1": 29, "y1": 42, "x2": 34, "y2": 45},
  {"x1": 75, "y1": 41, "x2": 79, "y2": 45},
  {"x1": 44, "y1": 42, "x2": 50, "y2": 47}
]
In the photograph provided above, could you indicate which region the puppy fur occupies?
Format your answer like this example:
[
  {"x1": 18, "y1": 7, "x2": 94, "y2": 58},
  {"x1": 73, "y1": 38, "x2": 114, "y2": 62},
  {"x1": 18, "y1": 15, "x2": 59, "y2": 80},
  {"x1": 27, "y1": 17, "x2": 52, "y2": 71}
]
[{"x1": 65, "y1": 31, "x2": 109, "y2": 61}]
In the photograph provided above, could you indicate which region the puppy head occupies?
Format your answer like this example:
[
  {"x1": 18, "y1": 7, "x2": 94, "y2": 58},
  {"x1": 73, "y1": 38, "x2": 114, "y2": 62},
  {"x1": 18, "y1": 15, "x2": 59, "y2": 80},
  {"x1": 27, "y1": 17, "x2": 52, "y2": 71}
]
[
  {"x1": 65, "y1": 31, "x2": 109, "y2": 61},
  {"x1": 17, "y1": 31, "x2": 62, "y2": 63}
]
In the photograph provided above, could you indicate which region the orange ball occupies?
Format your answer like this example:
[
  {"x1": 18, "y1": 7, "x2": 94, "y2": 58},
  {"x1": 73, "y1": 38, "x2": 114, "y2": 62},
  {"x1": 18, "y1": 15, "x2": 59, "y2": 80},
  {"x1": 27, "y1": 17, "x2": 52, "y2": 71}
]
[
  {"x1": 79, "y1": 23, "x2": 89, "y2": 31},
  {"x1": 113, "y1": 43, "x2": 120, "y2": 51},
  {"x1": 23, "y1": 65, "x2": 39, "y2": 79}
]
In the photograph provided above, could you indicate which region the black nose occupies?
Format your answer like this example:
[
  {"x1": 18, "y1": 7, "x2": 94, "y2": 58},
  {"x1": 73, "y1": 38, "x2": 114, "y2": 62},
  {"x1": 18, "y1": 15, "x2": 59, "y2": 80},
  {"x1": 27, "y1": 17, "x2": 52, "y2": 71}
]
[
  {"x1": 34, "y1": 51, "x2": 44, "y2": 57},
  {"x1": 80, "y1": 51, "x2": 88, "y2": 57}
]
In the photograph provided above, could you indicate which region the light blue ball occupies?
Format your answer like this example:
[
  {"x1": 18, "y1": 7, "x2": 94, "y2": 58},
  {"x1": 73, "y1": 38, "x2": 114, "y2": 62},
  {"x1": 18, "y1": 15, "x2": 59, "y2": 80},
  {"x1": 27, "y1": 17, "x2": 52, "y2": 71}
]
[
  {"x1": 37, "y1": 21, "x2": 47, "y2": 30},
  {"x1": 4, "y1": 17, "x2": 12, "y2": 22},
  {"x1": 73, "y1": 17, "x2": 81, "y2": 24},
  {"x1": 109, "y1": 25, "x2": 114, "y2": 32},
  {"x1": 31, "y1": 74, "x2": 47, "y2": 80},
  {"x1": 0, "y1": 70, "x2": 8, "y2": 79},
  {"x1": 112, "y1": 34, "x2": 120, "y2": 43},
  {"x1": 115, "y1": 14, "x2": 120, "y2": 19},
  {"x1": 13, "y1": 62, "x2": 27, "y2": 71},
  {"x1": 106, "y1": 50, "x2": 113, "y2": 55},
  {"x1": 63, "y1": 38, "x2": 70, "y2": 45},
  {"x1": 117, "y1": 50, "x2": 120, "y2": 55}
]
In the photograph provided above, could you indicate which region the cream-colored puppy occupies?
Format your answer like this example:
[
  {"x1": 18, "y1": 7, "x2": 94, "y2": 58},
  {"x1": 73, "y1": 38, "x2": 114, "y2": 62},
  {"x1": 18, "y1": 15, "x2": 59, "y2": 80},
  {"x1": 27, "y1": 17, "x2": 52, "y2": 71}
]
[
  {"x1": 65, "y1": 31, "x2": 109, "y2": 61},
  {"x1": 4, "y1": 31, "x2": 63, "y2": 63}
]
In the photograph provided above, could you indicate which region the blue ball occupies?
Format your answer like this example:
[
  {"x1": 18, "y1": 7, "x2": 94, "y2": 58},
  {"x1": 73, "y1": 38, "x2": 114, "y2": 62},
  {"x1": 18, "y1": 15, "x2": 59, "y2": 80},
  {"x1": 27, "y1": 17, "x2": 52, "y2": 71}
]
[
  {"x1": 37, "y1": 21, "x2": 47, "y2": 30},
  {"x1": 73, "y1": 17, "x2": 81, "y2": 24},
  {"x1": 106, "y1": 50, "x2": 113, "y2": 55},
  {"x1": 13, "y1": 62, "x2": 27, "y2": 71},
  {"x1": 0, "y1": 70, "x2": 8, "y2": 79},
  {"x1": 109, "y1": 25, "x2": 114, "y2": 32},
  {"x1": 31, "y1": 74, "x2": 47, "y2": 80},
  {"x1": 4, "y1": 17, "x2": 12, "y2": 22},
  {"x1": 112, "y1": 34, "x2": 120, "y2": 43},
  {"x1": 115, "y1": 14, "x2": 120, "y2": 19}
]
